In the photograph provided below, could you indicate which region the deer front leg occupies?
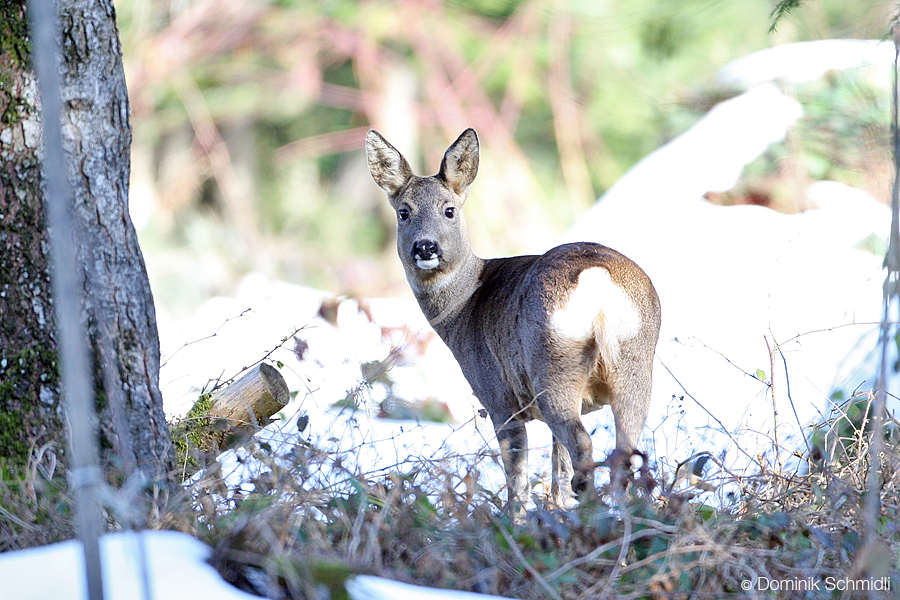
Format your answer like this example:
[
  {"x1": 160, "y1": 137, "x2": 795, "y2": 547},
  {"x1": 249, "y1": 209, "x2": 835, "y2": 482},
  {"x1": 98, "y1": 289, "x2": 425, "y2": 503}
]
[
  {"x1": 494, "y1": 417, "x2": 529, "y2": 522},
  {"x1": 550, "y1": 437, "x2": 576, "y2": 509}
]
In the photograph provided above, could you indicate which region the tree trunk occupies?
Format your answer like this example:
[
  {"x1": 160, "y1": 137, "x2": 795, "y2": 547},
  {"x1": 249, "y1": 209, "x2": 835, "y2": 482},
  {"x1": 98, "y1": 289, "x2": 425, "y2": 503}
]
[
  {"x1": 0, "y1": 2, "x2": 62, "y2": 483},
  {"x1": 59, "y1": 0, "x2": 173, "y2": 481},
  {"x1": 0, "y1": 0, "x2": 172, "y2": 545}
]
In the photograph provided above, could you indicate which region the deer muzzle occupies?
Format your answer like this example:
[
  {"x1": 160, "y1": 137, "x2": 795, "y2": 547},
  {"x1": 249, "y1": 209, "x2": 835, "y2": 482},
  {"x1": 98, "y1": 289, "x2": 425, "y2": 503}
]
[{"x1": 412, "y1": 239, "x2": 442, "y2": 270}]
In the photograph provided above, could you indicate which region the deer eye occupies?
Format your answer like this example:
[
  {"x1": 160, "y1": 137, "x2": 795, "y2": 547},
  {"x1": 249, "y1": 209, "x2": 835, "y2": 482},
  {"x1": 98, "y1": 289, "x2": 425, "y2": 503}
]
[
  {"x1": 398, "y1": 209, "x2": 410, "y2": 221},
  {"x1": 444, "y1": 207, "x2": 456, "y2": 219}
]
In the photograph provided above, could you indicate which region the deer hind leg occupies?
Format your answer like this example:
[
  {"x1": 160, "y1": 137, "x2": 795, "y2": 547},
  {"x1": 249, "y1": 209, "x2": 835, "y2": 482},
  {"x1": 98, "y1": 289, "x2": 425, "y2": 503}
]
[
  {"x1": 605, "y1": 342, "x2": 653, "y2": 454},
  {"x1": 544, "y1": 408, "x2": 594, "y2": 498},
  {"x1": 591, "y1": 338, "x2": 650, "y2": 493},
  {"x1": 534, "y1": 360, "x2": 596, "y2": 500}
]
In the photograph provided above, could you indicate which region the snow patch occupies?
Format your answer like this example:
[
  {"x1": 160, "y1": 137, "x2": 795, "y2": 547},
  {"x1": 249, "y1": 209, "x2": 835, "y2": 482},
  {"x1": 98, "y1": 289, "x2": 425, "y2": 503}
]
[
  {"x1": 718, "y1": 39, "x2": 894, "y2": 89},
  {"x1": 0, "y1": 531, "x2": 259, "y2": 600}
]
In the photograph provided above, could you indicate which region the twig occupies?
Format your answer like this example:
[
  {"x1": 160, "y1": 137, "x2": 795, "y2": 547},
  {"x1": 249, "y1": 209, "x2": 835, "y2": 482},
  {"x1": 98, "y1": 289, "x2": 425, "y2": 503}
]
[
  {"x1": 778, "y1": 321, "x2": 900, "y2": 347},
  {"x1": 592, "y1": 494, "x2": 633, "y2": 600},
  {"x1": 765, "y1": 335, "x2": 783, "y2": 472},
  {"x1": 617, "y1": 543, "x2": 729, "y2": 576},
  {"x1": 657, "y1": 356, "x2": 762, "y2": 469},
  {"x1": 860, "y1": 23, "x2": 900, "y2": 580},
  {"x1": 688, "y1": 336, "x2": 772, "y2": 386},
  {"x1": 770, "y1": 333, "x2": 812, "y2": 458},
  {"x1": 161, "y1": 308, "x2": 253, "y2": 368},
  {"x1": 347, "y1": 489, "x2": 368, "y2": 559},
  {"x1": 198, "y1": 324, "x2": 306, "y2": 399},
  {"x1": 545, "y1": 522, "x2": 675, "y2": 583},
  {"x1": 363, "y1": 479, "x2": 402, "y2": 570},
  {"x1": 495, "y1": 522, "x2": 564, "y2": 600}
]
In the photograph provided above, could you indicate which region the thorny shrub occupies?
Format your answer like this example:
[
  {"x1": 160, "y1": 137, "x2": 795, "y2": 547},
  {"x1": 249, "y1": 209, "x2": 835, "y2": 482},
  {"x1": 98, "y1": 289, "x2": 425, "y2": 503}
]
[
  {"x1": 4, "y1": 363, "x2": 900, "y2": 598},
  {"x1": 149, "y1": 397, "x2": 900, "y2": 600}
]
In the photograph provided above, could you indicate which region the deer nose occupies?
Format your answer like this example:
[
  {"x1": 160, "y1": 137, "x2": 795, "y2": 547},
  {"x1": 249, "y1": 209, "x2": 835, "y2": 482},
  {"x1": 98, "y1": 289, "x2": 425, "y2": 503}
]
[{"x1": 412, "y1": 240, "x2": 441, "y2": 260}]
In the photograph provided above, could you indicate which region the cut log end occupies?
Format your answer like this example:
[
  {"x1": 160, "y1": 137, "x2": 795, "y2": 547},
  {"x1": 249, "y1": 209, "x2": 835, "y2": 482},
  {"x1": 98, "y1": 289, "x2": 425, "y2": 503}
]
[{"x1": 208, "y1": 363, "x2": 289, "y2": 427}]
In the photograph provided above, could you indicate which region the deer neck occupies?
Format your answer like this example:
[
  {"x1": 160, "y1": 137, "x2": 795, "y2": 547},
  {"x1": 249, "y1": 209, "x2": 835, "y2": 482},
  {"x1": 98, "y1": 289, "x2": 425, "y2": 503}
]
[{"x1": 408, "y1": 253, "x2": 485, "y2": 329}]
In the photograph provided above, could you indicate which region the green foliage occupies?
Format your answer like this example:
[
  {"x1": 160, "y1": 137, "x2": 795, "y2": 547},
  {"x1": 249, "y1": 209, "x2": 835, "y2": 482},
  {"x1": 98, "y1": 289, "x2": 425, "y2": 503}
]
[
  {"x1": 116, "y1": 0, "x2": 796, "y2": 307},
  {"x1": 717, "y1": 67, "x2": 891, "y2": 214},
  {"x1": 796, "y1": 72, "x2": 890, "y2": 179},
  {"x1": 114, "y1": 0, "x2": 896, "y2": 311},
  {"x1": 331, "y1": 356, "x2": 453, "y2": 423},
  {"x1": 808, "y1": 389, "x2": 900, "y2": 468},
  {"x1": 0, "y1": 407, "x2": 27, "y2": 468},
  {"x1": 770, "y1": 0, "x2": 807, "y2": 32}
]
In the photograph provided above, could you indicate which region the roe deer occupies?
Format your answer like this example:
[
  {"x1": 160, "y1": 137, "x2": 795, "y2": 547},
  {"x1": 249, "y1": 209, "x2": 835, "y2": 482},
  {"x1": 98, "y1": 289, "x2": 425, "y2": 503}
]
[{"x1": 366, "y1": 128, "x2": 661, "y2": 513}]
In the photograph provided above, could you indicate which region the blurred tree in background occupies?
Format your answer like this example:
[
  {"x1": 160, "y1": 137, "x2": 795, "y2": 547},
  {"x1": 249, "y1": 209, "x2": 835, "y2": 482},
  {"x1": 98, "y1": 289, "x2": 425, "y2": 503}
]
[{"x1": 115, "y1": 0, "x2": 896, "y2": 315}]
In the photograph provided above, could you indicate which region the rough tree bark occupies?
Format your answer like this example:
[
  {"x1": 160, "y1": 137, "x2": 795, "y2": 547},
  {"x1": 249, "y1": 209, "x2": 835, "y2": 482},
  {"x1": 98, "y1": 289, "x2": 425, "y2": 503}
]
[{"x1": 0, "y1": 0, "x2": 172, "y2": 538}]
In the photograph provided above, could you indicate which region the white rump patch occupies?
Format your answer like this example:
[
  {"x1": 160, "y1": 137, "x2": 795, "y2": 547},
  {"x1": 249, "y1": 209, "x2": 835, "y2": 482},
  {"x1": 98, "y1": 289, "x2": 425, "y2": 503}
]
[{"x1": 550, "y1": 267, "x2": 641, "y2": 365}]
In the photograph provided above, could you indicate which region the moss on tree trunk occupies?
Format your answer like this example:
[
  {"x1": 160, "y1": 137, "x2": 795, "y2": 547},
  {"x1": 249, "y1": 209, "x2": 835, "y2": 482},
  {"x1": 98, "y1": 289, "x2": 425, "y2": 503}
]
[
  {"x1": 0, "y1": 0, "x2": 63, "y2": 476},
  {"x1": 0, "y1": 0, "x2": 173, "y2": 547}
]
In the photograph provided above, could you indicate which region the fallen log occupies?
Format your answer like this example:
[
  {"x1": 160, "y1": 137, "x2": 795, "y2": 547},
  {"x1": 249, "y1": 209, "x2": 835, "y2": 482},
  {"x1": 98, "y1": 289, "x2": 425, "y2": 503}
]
[
  {"x1": 208, "y1": 363, "x2": 289, "y2": 428},
  {"x1": 170, "y1": 364, "x2": 290, "y2": 477}
]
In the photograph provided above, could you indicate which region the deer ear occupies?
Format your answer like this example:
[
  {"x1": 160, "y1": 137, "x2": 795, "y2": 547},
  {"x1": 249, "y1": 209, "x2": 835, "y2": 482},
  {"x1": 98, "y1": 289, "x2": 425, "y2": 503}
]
[
  {"x1": 439, "y1": 128, "x2": 479, "y2": 196},
  {"x1": 366, "y1": 130, "x2": 414, "y2": 197}
]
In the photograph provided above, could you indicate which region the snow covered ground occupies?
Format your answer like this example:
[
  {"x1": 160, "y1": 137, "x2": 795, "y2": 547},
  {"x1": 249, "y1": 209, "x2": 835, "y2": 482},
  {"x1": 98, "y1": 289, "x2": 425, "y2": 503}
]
[
  {"x1": 562, "y1": 40, "x2": 896, "y2": 481},
  {"x1": 0, "y1": 530, "x2": 513, "y2": 600},
  {"x1": 0, "y1": 531, "x2": 260, "y2": 600},
  {"x1": 158, "y1": 39, "x2": 897, "y2": 496},
  {"x1": 2, "y1": 39, "x2": 896, "y2": 600},
  {"x1": 562, "y1": 83, "x2": 891, "y2": 480}
]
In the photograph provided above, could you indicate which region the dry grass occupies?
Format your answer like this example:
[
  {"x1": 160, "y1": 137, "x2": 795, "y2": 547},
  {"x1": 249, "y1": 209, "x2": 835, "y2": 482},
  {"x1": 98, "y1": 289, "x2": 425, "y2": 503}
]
[
  {"x1": 4, "y1": 374, "x2": 899, "y2": 598},
  {"x1": 147, "y1": 394, "x2": 900, "y2": 600},
  {"x1": 0, "y1": 443, "x2": 73, "y2": 552}
]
